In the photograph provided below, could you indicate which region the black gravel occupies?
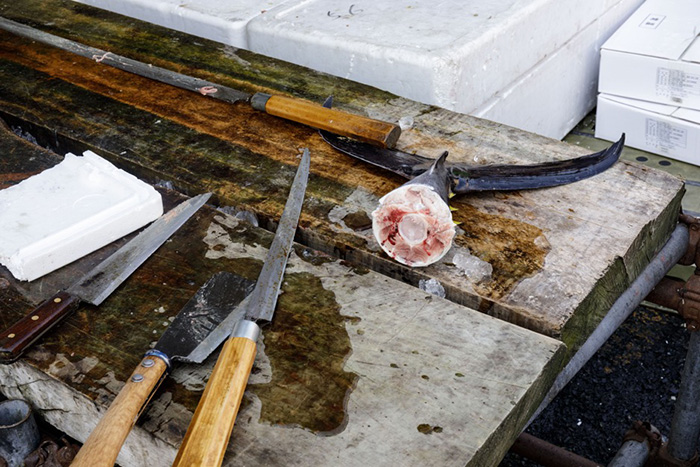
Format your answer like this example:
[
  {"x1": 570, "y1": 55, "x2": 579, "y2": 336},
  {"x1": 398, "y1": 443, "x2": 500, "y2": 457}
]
[{"x1": 500, "y1": 305, "x2": 690, "y2": 466}]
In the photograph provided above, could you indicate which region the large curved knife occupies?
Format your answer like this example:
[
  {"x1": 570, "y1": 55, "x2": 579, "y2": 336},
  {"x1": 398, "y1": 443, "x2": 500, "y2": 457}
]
[
  {"x1": 320, "y1": 129, "x2": 625, "y2": 194},
  {"x1": 319, "y1": 96, "x2": 623, "y2": 194}
]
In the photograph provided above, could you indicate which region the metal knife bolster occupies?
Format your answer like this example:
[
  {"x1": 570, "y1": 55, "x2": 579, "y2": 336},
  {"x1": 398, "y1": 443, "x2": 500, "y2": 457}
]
[
  {"x1": 144, "y1": 349, "x2": 172, "y2": 370},
  {"x1": 232, "y1": 320, "x2": 260, "y2": 342}
]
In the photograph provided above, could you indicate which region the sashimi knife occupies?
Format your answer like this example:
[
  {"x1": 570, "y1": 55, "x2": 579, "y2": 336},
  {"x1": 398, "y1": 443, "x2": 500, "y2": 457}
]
[
  {"x1": 0, "y1": 193, "x2": 211, "y2": 363},
  {"x1": 172, "y1": 149, "x2": 310, "y2": 467},
  {"x1": 0, "y1": 17, "x2": 401, "y2": 149},
  {"x1": 71, "y1": 271, "x2": 256, "y2": 467}
]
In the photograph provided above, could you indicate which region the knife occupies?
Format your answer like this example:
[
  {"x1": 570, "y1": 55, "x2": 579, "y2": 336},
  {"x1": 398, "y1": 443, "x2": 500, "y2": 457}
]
[
  {"x1": 71, "y1": 271, "x2": 256, "y2": 467},
  {"x1": 0, "y1": 17, "x2": 401, "y2": 149},
  {"x1": 0, "y1": 193, "x2": 211, "y2": 363},
  {"x1": 172, "y1": 149, "x2": 310, "y2": 467},
  {"x1": 319, "y1": 98, "x2": 624, "y2": 194}
]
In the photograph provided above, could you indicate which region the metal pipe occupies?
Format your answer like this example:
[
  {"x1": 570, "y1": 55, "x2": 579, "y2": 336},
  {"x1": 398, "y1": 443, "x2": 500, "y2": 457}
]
[
  {"x1": 667, "y1": 330, "x2": 700, "y2": 460},
  {"x1": 607, "y1": 439, "x2": 649, "y2": 467},
  {"x1": 529, "y1": 224, "x2": 690, "y2": 424},
  {"x1": 509, "y1": 432, "x2": 603, "y2": 467},
  {"x1": 645, "y1": 276, "x2": 684, "y2": 311}
]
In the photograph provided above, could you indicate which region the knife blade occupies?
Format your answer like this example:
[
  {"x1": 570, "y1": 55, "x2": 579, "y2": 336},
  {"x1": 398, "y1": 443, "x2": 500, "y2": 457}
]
[
  {"x1": 172, "y1": 149, "x2": 310, "y2": 467},
  {"x1": 0, "y1": 17, "x2": 401, "y2": 149},
  {"x1": 0, "y1": 193, "x2": 211, "y2": 363},
  {"x1": 70, "y1": 271, "x2": 255, "y2": 467},
  {"x1": 318, "y1": 97, "x2": 623, "y2": 194},
  {"x1": 320, "y1": 129, "x2": 625, "y2": 194}
]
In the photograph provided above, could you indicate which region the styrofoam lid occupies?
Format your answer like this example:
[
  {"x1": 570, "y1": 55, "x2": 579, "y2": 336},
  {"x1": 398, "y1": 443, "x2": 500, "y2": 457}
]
[
  {"x1": 602, "y1": 0, "x2": 700, "y2": 61},
  {"x1": 600, "y1": 93, "x2": 700, "y2": 125}
]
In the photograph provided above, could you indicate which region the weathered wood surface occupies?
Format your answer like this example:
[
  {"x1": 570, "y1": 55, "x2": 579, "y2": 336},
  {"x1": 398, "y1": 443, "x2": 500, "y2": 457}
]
[
  {"x1": 0, "y1": 124, "x2": 565, "y2": 466},
  {"x1": 0, "y1": 1, "x2": 685, "y2": 354}
]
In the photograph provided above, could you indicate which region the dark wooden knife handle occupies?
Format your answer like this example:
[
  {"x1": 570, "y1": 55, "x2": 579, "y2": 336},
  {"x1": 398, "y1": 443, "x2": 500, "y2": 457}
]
[{"x1": 0, "y1": 291, "x2": 81, "y2": 362}]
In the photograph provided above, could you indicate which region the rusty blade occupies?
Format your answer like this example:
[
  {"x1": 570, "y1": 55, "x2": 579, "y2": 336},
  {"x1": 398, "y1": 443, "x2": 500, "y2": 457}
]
[{"x1": 67, "y1": 193, "x2": 211, "y2": 305}]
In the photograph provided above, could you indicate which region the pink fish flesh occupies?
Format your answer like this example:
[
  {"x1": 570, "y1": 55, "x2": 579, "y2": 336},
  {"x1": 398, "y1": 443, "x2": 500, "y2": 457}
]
[{"x1": 372, "y1": 183, "x2": 455, "y2": 267}]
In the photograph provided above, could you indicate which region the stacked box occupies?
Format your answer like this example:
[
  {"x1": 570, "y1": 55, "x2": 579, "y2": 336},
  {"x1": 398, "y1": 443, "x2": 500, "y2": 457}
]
[{"x1": 595, "y1": 0, "x2": 700, "y2": 163}]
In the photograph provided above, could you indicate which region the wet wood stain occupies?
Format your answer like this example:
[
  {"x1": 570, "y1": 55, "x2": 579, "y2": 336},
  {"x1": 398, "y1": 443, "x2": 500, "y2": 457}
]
[
  {"x1": 252, "y1": 272, "x2": 358, "y2": 434},
  {"x1": 451, "y1": 200, "x2": 548, "y2": 301}
]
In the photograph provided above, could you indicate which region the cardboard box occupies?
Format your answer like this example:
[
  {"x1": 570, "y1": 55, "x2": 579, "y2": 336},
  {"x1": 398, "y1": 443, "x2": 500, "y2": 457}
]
[
  {"x1": 599, "y1": 0, "x2": 700, "y2": 110},
  {"x1": 595, "y1": 93, "x2": 700, "y2": 164}
]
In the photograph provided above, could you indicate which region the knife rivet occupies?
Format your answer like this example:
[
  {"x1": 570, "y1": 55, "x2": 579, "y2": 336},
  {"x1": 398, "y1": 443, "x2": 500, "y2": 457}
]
[
  {"x1": 142, "y1": 359, "x2": 155, "y2": 368},
  {"x1": 7, "y1": 333, "x2": 15, "y2": 339},
  {"x1": 31, "y1": 315, "x2": 39, "y2": 321},
  {"x1": 54, "y1": 298, "x2": 62, "y2": 303},
  {"x1": 131, "y1": 374, "x2": 144, "y2": 383}
]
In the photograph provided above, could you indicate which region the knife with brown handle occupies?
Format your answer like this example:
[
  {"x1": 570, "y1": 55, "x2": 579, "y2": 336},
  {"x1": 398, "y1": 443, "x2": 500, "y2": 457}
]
[
  {"x1": 0, "y1": 17, "x2": 401, "y2": 149},
  {"x1": 70, "y1": 271, "x2": 255, "y2": 467},
  {"x1": 0, "y1": 193, "x2": 211, "y2": 363},
  {"x1": 172, "y1": 149, "x2": 310, "y2": 467}
]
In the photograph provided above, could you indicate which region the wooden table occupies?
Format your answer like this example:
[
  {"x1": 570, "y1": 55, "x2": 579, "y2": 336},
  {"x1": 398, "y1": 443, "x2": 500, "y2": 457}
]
[{"x1": 0, "y1": 1, "x2": 685, "y2": 465}]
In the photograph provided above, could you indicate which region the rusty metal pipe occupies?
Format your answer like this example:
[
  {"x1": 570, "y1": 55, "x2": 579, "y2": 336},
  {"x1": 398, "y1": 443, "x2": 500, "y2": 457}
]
[
  {"x1": 645, "y1": 276, "x2": 685, "y2": 311},
  {"x1": 509, "y1": 432, "x2": 603, "y2": 467}
]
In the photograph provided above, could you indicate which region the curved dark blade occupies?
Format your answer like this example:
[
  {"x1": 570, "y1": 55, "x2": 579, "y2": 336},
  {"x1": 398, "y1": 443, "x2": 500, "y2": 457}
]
[
  {"x1": 451, "y1": 134, "x2": 625, "y2": 193},
  {"x1": 319, "y1": 130, "x2": 432, "y2": 178},
  {"x1": 321, "y1": 127, "x2": 624, "y2": 194}
]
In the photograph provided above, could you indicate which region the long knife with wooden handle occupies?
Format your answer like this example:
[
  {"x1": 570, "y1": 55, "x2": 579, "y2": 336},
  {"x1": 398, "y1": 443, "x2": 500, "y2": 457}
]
[
  {"x1": 0, "y1": 17, "x2": 401, "y2": 149},
  {"x1": 172, "y1": 148, "x2": 310, "y2": 467},
  {"x1": 71, "y1": 271, "x2": 255, "y2": 467},
  {"x1": 0, "y1": 193, "x2": 211, "y2": 363}
]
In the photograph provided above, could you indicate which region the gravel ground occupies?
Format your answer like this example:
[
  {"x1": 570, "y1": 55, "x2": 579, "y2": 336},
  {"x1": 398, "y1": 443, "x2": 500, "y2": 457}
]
[{"x1": 500, "y1": 305, "x2": 690, "y2": 466}]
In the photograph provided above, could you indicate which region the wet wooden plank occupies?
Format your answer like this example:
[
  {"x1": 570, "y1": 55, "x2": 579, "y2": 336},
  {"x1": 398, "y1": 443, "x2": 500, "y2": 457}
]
[
  {"x1": 0, "y1": 125, "x2": 565, "y2": 466},
  {"x1": 0, "y1": 0, "x2": 684, "y2": 357}
]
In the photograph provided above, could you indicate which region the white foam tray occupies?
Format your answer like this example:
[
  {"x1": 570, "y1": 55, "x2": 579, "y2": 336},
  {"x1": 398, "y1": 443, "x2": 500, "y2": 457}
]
[
  {"x1": 0, "y1": 151, "x2": 163, "y2": 281},
  {"x1": 73, "y1": 0, "x2": 643, "y2": 139}
]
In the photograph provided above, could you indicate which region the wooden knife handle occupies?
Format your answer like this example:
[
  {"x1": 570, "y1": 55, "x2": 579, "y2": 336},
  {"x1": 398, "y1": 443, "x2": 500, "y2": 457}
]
[
  {"x1": 251, "y1": 93, "x2": 401, "y2": 149},
  {"x1": 71, "y1": 355, "x2": 168, "y2": 467},
  {"x1": 173, "y1": 333, "x2": 257, "y2": 467},
  {"x1": 0, "y1": 291, "x2": 81, "y2": 362}
]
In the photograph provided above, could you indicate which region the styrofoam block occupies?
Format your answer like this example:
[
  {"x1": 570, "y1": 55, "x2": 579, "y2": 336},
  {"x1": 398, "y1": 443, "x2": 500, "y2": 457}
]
[
  {"x1": 472, "y1": 0, "x2": 644, "y2": 139},
  {"x1": 247, "y1": 0, "x2": 637, "y2": 115},
  {"x1": 0, "y1": 151, "x2": 163, "y2": 281},
  {"x1": 73, "y1": 0, "x2": 287, "y2": 48}
]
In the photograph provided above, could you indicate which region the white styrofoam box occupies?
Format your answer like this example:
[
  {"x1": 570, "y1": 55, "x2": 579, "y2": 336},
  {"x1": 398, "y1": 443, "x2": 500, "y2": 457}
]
[
  {"x1": 600, "y1": 0, "x2": 700, "y2": 110},
  {"x1": 247, "y1": 0, "x2": 634, "y2": 116},
  {"x1": 595, "y1": 93, "x2": 700, "y2": 164},
  {"x1": 0, "y1": 151, "x2": 163, "y2": 281},
  {"x1": 473, "y1": 0, "x2": 644, "y2": 138},
  {"x1": 74, "y1": 0, "x2": 287, "y2": 48}
]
